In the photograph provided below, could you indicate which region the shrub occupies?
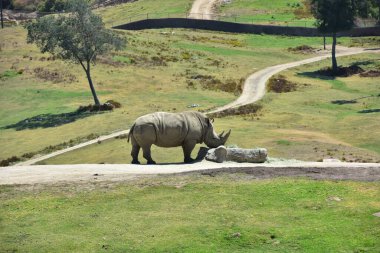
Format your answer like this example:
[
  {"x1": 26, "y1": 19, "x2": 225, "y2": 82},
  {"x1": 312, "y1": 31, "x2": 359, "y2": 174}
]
[
  {"x1": 288, "y1": 45, "x2": 316, "y2": 54},
  {"x1": 76, "y1": 100, "x2": 122, "y2": 112},
  {"x1": 0, "y1": 156, "x2": 21, "y2": 167},
  {"x1": 316, "y1": 65, "x2": 364, "y2": 77},
  {"x1": 267, "y1": 75, "x2": 298, "y2": 93},
  {"x1": 208, "y1": 104, "x2": 263, "y2": 118}
]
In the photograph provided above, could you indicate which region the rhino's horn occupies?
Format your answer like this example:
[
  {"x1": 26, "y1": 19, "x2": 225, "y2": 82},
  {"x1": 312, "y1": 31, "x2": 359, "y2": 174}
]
[
  {"x1": 218, "y1": 131, "x2": 225, "y2": 138},
  {"x1": 221, "y1": 129, "x2": 231, "y2": 143}
]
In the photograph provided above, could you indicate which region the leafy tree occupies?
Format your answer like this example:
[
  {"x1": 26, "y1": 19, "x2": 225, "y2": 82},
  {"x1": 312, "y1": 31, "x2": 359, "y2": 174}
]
[
  {"x1": 311, "y1": 0, "x2": 355, "y2": 73},
  {"x1": 26, "y1": 0, "x2": 125, "y2": 105},
  {"x1": 38, "y1": 0, "x2": 67, "y2": 12},
  {"x1": 372, "y1": 0, "x2": 380, "y2": 21},
  {"x1": 1, "y1": 0, "x2": 13, "y2": 9}
]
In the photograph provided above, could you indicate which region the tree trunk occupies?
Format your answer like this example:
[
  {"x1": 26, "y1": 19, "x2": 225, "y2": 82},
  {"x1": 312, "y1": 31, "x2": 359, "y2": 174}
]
[
  {"x1": 332, "y1": 32, "x2": 338, "y2": 74},
  {"x1": 85, "y1": 64, "x2": 101, "y2": 106},
  {"x1": 1, "y1": 0, "x2": 4, "y2": 29}
]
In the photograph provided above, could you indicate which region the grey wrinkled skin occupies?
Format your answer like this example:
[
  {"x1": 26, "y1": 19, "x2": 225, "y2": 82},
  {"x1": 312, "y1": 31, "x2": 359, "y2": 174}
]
[{"x1": 128, "y1": 111, "x2": 231, "y2": 164}]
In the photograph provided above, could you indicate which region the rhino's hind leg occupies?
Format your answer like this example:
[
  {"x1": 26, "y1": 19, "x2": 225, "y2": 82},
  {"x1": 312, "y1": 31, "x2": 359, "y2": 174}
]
[
  {"x1": 130, "y1": 135, "x2": 141, "y2": 164},
  {"x1": 182, "y1": 140, "x2": 196, "y2": 163},
  {"x1": 142, "y1": 145, "x2": 156, "y2": 164}
]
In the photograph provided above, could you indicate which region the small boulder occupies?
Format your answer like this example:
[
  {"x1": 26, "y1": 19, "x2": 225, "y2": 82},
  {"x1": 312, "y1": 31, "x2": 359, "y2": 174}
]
[
  {"x1": 323, "y1": 158, "x2": 341, "y2": 163},
  {"x1": 205, "y1": 146, "x2": 227, "y2": 163}
]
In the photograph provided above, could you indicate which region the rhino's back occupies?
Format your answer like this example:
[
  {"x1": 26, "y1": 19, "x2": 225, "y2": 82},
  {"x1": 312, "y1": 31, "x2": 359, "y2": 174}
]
[{"x1": 134, "y1": 112, "x2": 193, "y2": 147}]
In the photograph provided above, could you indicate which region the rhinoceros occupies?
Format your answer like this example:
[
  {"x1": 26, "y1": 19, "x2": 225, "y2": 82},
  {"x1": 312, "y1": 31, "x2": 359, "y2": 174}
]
[{"x1": 128, "y1": 111, "x2": 231, "y2": 164}]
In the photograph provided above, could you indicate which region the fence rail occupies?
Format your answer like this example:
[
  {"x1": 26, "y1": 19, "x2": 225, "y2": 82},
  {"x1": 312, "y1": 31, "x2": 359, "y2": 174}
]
[
  {"x1": 113, "y1": 18, "x2": 380, "y2": 37},
  {"x1": 109, "y1": 12, "x2": 317, "y2": 28}
]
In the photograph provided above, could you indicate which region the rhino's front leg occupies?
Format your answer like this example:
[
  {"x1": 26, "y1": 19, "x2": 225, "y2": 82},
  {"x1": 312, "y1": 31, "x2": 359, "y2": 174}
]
[
  {"x1": 142, "y1": 145, "x2": 156, "y2": 164},
  {"x1": 182, "y1": 140, "x2": 196, "y2": 163}
]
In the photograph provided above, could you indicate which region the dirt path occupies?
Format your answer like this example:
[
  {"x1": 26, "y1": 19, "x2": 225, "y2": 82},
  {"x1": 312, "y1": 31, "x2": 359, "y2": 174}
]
[
  {"x1": 3, "y1": 162, "x2": 380, "y2": 185},
  {"x1": 16, "y1": 130, "x2": 130, "y2": 166},
  {"x1": 209, "y1": 46, "x2": 378, "y2": 113},
  {"x1": 188, "y1": 0, "x2": 220, "y2": 20}
]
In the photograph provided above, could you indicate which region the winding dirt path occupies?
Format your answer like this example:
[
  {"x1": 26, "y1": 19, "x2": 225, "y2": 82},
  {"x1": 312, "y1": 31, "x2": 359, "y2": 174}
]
[
  {"x1": 209, "y1": 46, "x2": 378, "y2": 113},
  {"x1": 188, "y1": 0, "x2": 220, "y2": 20}
]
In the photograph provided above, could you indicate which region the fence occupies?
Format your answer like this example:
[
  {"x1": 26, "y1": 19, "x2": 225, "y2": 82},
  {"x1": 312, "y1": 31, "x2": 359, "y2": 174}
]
[
  {"x1": 111, "y1": 12, "x2": 316, "y2": 28},
  {"x1": 113, "y1": 18, "x2": 380, "y2": 37}
]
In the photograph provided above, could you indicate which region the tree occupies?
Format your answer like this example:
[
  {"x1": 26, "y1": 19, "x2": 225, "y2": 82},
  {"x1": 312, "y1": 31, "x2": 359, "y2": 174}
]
[
  {"x1": 372, "y1": 0, "x2": 380, "y2": 21},
  {"x1": 26, "y1": 0, "x2": 126, "y2": 105},
  {"x1": 311, "y1": 0, "x2": 355, "y2": 73},
  {"x1": 38, "y1": 0, "x2": 67, "y2": 12}
]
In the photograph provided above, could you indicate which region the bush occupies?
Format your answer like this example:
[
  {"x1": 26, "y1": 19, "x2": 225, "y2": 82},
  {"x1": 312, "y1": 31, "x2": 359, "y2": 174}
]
[
  {"x1": 360, "y1": 70, "x2": 380, "y2": 77},
  {"x1": 38, "y1": 0, "x2": 68, "y2": 12},
  {"x1": 208, "y1": 104, "x2": 263, "y2": 118},
  {"x1": 288, "y1": 45, "x2": 316, "y2": 54},
  {"x1": 0, "y1": 156, "x2": 21, "y2": 167},
  {"x1": 316, "y1": 65, "x2": 364, "y2": 77},
  {"x1": 76, "y1": 100, "x2": 122, "y2": 112},
  {"x1": 267, "y1": 75, "x2": 298, "y2": 93}
]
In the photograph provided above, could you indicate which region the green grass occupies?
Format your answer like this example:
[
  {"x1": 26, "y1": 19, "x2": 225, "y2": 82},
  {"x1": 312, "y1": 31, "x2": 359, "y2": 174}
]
[
  {"x1": 42, "y1": 52, "x2": 380, "y2": 165},
  {"x1": 1, "y1": 176, "x2": 380, "y2": 252},
  {"x1": 218, "y1": 0, "x2": 315, "y2": 26},
  {"x1": 0, "y1": 70, "x2": 21, "y2": 79},
  {"x1": 96, "y1": 0, "x2": 193, "y2": 27},
  {"x1": 0, "y1": 1, "x2": 379, "y2": 164},
  {"x1": 328, "y1": 79, "x2": 360, "y2": 93},
  {"x1": 0, "y1": 25, "x2": 329, "y2": 161}
]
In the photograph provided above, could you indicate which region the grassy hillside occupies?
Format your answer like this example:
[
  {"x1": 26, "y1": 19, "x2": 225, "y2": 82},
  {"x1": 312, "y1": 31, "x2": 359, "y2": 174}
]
[
  {"x1": 218, "y1": 0, "x2": 314, "y2": 26},
  {"x1": 1, "y1": 25, "x2": 340, "y2": 162},
  {"x1": 1, "y1": 176, "x2": 380, "y2": 252},
  {"x1": 42, "y1": 52, "x2": 380, "y2": 165},
  {"x1": 1, "y1": 0, "x2": 379, "y2": 165},
  {"x1": 96, "y1": 0, "x2": 193, "y2": 27}
]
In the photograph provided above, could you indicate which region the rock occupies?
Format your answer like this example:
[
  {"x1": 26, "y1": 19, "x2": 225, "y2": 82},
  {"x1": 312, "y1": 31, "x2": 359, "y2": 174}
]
[
  {"x1": 373, "y1": 212, "x2": 380, "y2": 217},
  {"x1": 205, "y1": 146, "x2": 227, "y2": 163},
  {"x1": 227, "y1": 148, "x2": 267, "y2": 163},
  {"x1": 327, "y1": 196, "x2": 342, "y2": 202},
  {"x1": 323, "y1": 158, "x2": 341, "y2": 163},
  {"x1": 205, "y1": 146, "x2": 268, "y2": 163}
]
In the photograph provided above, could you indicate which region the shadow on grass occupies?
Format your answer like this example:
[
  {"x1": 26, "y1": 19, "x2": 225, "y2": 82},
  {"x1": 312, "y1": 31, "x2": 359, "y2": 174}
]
[
  {"x1": 2, "y1": 110, "x2": 104, "y2": 131},
  {"x1": 358, "y1": 109, "x2": 380, "y2": 114},
  {"x1": 332, "y1": 94, "x2": 379, "y2": 105},
  {"x1": 297, "y1": 70, "x2": 335, "y2": 80},
  {"x1": 298, "y1": 62, "x2": 373, "y2": 80}
]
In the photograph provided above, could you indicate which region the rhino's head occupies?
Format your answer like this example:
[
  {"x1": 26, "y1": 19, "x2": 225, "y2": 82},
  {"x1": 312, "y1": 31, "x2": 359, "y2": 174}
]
[{"x1": 204, "y1": 118, "x2": 231, "y2": 148}]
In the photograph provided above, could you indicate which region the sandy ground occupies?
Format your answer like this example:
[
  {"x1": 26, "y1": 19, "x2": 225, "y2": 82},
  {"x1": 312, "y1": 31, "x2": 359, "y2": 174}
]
[
  {"x1": 188, "y1": 0, "x2": 220, "y2": 20},
  {"x1": 2, "y1": 161, "x2": 380, "y2": 185}
]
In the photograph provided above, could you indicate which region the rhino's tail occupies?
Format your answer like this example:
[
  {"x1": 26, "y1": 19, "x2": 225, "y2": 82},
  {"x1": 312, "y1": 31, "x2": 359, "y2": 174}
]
[{"x1": 127, "y1": 123, "x2": 136, "y2": 143}]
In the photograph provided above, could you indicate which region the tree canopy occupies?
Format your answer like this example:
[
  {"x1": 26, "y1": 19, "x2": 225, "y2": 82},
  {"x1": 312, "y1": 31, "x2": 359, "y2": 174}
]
[
  {"x1": 26, "y1": 0, "x2": 126, "y2": 105},
  {"x1": 311, "y1": 0, "x2": 356, "y2": 73}
]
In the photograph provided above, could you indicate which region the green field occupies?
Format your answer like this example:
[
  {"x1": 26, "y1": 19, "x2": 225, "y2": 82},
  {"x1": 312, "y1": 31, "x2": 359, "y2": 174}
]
[
  {"x1": 1, "y1": 0, "x2": 380, "y2": 252},
  {"x1": 40, "y1": 52, "x2": 380, "y2": 165},
  {"x1": 0, "y1": 24, "x2": 340, "y2": 162},
  {"x1": 1, "y1": 23, "x2": 379, "y2": 164},
  {"x1": 1, "y1": 175, "x2": 380, "y2": 252},
  {"x1": 97, "y1": 0, "x2": 193, "y2": 27},
  {"x1": 217, "y1": 0, "x2": 315, "y2": 26}
]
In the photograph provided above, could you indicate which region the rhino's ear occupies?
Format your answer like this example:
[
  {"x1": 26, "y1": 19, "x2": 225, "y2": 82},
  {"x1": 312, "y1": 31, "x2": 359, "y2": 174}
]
[{"x1": 206, "y1": 118, "x2": 214, "y2": 126}]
